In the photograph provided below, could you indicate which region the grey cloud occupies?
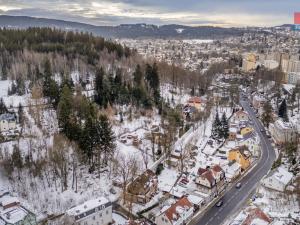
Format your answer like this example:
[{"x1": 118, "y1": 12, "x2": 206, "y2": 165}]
[{"x1": 0, "y1": 0, "x2": 297, "y2": 26}]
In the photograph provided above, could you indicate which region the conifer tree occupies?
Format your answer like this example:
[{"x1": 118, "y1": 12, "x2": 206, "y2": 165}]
[
  {"x1": 221, "y1": 112, "x2": 229, "y2": 139},
  {"x1": 17, "y1": 103, "x2": 24, "y2": 125},
  {"x1": 262, "y1": 101, "x2": 273, "y2": 127},
  {"x1": 57, "y1": 85, "x2": 72, "y2": 135},
  {"x1": 212, "y1": 111, "x2": 222, "y2": 139},
  {"x1": 43, "y1": 58, "x2": 52, "y2": 97},
  {"x1": 98, "y1": 114, "x2": 116, "y2": 166},
  {"x1": 133, "y1": 64, "x2": 143, "y2": 87},
  {"x1": 0, "y1": 98, "x2": 8, "y2": 114},
  {"x1": 278, "y1": 99, "x2": 288, "y2": 122}
]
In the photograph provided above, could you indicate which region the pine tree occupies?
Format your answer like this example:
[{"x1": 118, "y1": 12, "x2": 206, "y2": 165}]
[
  {"x1": 0, "y1": 98, "x2": 8, "y2": 114},
  {"x1": 145, "y1": 63, "x2": 160, "y2": 105},
  {"x1": 17, "y1": 103, "x2": 24, "y2": 125},
  {"x1": 212, "y1": 111, "x2": 222, "y2": 139},
  {"x1": 16, "y1": 76, "x2": 25, "y2": 95},
  {"x1": 57, "y1": 85, "x2": 72, "y2": 135},
  {"x1": 262, "y1": 101, "x2": 273, "y2": 127},
  {"x1": 98, "y1": 114, "x2": 116, "y2": 166},
  {"x1": 133, "y1": 64, "x2": 143, "y2": 87},
  {"x1": 80, "y1": 116, "x2": 97, "y2": 166},
  {"x1": 43, "y1": 58, "x2": 52, "y2": 97},
  {"x1": 221, "y1": 112, "x2": 229, "y2": 139},
  {"x1": 95, "y1": 67, "x2": 107, "y2": 107},
  {"x1": 278, "y1": 99, "x2": 288, "y2": 122}
]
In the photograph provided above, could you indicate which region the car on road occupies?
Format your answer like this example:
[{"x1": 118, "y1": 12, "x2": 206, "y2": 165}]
[
  {"x1": 236, "y1": 182, "x2": 242, "y2": 189},
  {"x1": 260, "y1": 128, "x2": 265, "y2": 133},
  {"x1": 216, "y1": 200, "x2": 223, "y2": 207}
]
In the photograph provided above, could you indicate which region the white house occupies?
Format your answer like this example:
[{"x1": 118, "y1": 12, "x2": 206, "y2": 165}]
[
  {"x1": 0, "y1": 191, "x2": 37, "y2": 225},
  {"x1": 155, "y1": 197, "x2": 194, "y2": 225},
  {"x1": 263, "y1": 60, "x2": 279, "y2": 70},
  {"x1": 0, "y1": 113, "x2": 16, "y2": 132},
  {"x1": 269, "y1": 119, "x2": 297, "y2": 145},
  {"x1": 262, "y1": 167, "x2": 293, "y2": 192},
  {"x1": 65, "y1": 197, "x2": 112, "y2": 225},
  {"x1": 287, "y1": 72, "x2": 300, "y2": 84},
  {"x1": 224, "y1": 161, "x2": 241, "y2": 182}
]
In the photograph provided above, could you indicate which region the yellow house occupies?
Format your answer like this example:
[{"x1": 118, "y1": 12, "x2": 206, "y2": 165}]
[
  {"x1": 240, "y1": 127, "x2": 254, "y2": 136},
  {"x1": 228, "y1": 146, "x2": 251, "y2": 170}
]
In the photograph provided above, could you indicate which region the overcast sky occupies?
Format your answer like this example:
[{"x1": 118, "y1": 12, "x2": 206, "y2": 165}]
[{"x1": 0, "y1": 0, "x2": 297, "y2": 27}]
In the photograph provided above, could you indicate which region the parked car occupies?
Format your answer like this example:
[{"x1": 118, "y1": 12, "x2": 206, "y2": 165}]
[
  {"x1": 216, "y1": 200, "x2": 223, "y2": 207},
  {"x1": 236, "y1": 182, "x2": 242, "y2": 189}
]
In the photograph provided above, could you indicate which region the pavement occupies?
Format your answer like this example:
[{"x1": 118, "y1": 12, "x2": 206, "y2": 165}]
[{"x1": 190, "y1": 93, "x2": 277, "y2": 225}]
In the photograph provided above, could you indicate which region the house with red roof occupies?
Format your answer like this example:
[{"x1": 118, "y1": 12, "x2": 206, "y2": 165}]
[
  {"x1": 195, "y1": 165, "x2": 226, "y2": 200},
  {"x1": 187, "y1": 96, "x2": 203, "y2": 111},
  {"x1": 241, "y1": 208, "x2": 272, "y2": 225},
  {"x1": 155, "y1": 197, "x2": 194, "y2": 225}
]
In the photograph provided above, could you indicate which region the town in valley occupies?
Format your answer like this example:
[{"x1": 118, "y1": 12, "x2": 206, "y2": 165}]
[{"x1": 0, "y1": 1, "x2": 299, "y2": 225}]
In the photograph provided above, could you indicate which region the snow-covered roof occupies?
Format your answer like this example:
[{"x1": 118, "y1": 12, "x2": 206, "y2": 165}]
[
  {"x1": 66, "y1": 197, "x2": 110, "y2": 217},
  {"x1": 274, "y1": 119, "x2": 295, "y2": 130},
  {"x1": 266, "y1": 167, "x2": 293, "y2": 186},
  {"x1": 0, "y1": 113, "x2": 15, "y2": 122},
  {"x1": 187, "y1": 195, "x2": 204, "y2": 206},
  {"x1": 0, "y1": 206, "x2": 29, "y2": 224}
]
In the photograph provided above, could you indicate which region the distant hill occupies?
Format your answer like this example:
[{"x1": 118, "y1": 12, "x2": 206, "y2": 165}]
[{"x1": 0, "y1": 15, "x2": 249, "y2": 39}]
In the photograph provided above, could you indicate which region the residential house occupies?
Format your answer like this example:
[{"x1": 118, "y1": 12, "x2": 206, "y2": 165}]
[
  {"x1": 224, "y1": 161, "x2": 241, "y2": 182},
  {"x1": 252, "y1": 94, "x2": 267, "y2": 110},
  {"x1": 65, "y1": 197, "x2": 112, "y2": 225},
  {"x1": 187, "y1": 97, "x2": 202, "y2": 111},
  {"x1": 263, "y1": 60, "x2": 279, "y2": 70},
  {"x1": 155, "y1": 197, "x2": 194, "y2": 225},
  {"x1": 233, "y1": 110, "x2": 249, "y2": 122},
  {"x1": 237, "y1": 131, "x2": 260, "y2": 157},
  {"x1": 0, "y1": 114, "x2": 16, "y2": 132},
  {"x1": 287, "y1": 72, "x2": 300, "y2": 84},
  {"x1": 0, "y1": 191, "x2": 37, "y2": 225},
  {"x1": 240, "y1": 127, "x2": 254, "y2": 136},
  {"x1": 261, "y1": 167, "x2": 293, "y2": 192},
  {"x1": 269, "y1": 119, "x2": 297, "y2": 145},
  {"x1": 125, "y1": 170, "x2": 158, "y2": 205},
  {"x1": 228, "y1": 146, "x2": 251, "y2": 170},
  {"x1": 195, "y1": 165, "x2": 226, "y2": 200},
  {"x1": 241, "y1": 208, "x2": 272, "y2": 225},
  {"x1": 228, "y1": 126, "x2": 238, "y2": 141}
]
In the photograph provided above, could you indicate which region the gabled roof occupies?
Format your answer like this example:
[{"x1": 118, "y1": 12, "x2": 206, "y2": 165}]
[
  {"x1": 164, "y1": 197, "x2": 192, "y2": 223},
  {"x1": 197, "y1": 168, "x2": 207, "y2": 176},
  {"x1": 241, "y1": 208, "x2": 272, "y2": 225},
  {"x1": 188, "y1": 96, "x2": 201, "y2": 104},
  {"x1": 127, "y1": 169, "x2": 156, "y2": 195},
  {"x1": 200, "y1": 170, "x2": 215, "y2": 186},
  {"x1": 211, "y1": 165, "x2": 223, "y2": 173},
  {"x1": 235, "y1": 110, "x2": 248, "y2": 117},
  {"x1": 230, "y1": 146, "x2": 251, "y2": 159}
]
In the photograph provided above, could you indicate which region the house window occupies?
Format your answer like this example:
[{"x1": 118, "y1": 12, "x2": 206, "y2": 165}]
[
  {"x1": 106, "y1": 209, "x2": 109, "y2": 215},
  {"x1": 99, "y1": 213, "x2": 102, "y2": 218},
  {"x1": 93, "y1": 216, "x2": 96, "y2": 220}
]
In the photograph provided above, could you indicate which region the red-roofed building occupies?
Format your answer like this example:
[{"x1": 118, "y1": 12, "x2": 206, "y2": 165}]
[
  {"x1": 195, "y1": 165, "x2": 226, "y2": 200},
  {"x1": 241, "y1": 208, "x2": 272, "y2": 225},
  {"x1": 187, "y1": 96, "x2": 203, "y2": 111},
  {"x1": 155, "y1": 197, "x2": 194, "y2": 225}
]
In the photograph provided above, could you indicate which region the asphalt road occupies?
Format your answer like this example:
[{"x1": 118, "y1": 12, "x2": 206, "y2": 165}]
[{"x1": 191, "y1": 93, "x2": 277, "y2": 225}]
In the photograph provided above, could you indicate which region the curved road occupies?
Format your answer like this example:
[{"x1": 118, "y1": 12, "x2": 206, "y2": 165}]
[{"x1": 191, "y1": 93, "x2": 277, "y2": 225}]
